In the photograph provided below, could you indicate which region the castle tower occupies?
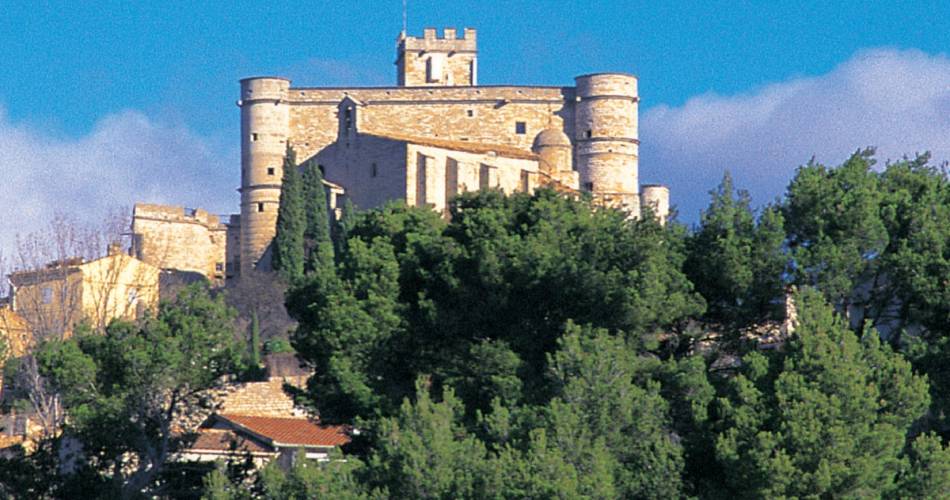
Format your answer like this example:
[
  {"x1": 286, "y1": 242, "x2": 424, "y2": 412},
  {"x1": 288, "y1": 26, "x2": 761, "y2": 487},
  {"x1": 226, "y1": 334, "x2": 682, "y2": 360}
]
[
  {"x1": 238, "y1": 77, "x2": 290, "y2": 275},
  {"x1": 573, "y1": 73, "x2": 640, "y2": 217},
  {"x1": 533, "y1": 128, "x2": 573, "y2": 175},
  {"x1": 641, "y1": 184, "x2": 670, "y2": 224},
  {"x1": 396, "y1": 28, "x2": 477, "y2": 86}
]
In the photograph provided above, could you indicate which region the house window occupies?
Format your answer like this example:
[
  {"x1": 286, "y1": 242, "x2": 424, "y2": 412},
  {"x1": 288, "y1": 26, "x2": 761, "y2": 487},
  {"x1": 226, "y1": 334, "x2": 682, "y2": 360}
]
[
  {"x1": 267, "y1": 167, "x2": 275, "y2": 176},
  {"x1": 257, "y1": 203, "x2": 265, "y2": 212},
  {"x1": 515, "y1": 121, "x2": 527, "y2": 135},
  {"x1": 251, "y1": 133, "x2": 259, "y2": 141},
  {"x1": 371, "y1": 163, "x2": 378, "y2": 178},
  {"x1": 41, "y1": 287, "x2": 52, "y2": 304}
]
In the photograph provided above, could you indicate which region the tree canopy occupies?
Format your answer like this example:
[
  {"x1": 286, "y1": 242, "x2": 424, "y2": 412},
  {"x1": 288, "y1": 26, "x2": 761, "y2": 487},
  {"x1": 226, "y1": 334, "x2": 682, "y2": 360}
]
[{"x1": 7, "y1": 150, "x2": 950, "y2": 499}]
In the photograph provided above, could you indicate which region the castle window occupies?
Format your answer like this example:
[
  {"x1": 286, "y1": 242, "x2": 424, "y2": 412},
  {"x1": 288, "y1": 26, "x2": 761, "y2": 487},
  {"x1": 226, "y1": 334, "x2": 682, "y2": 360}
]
[
  {"x1": 251, "y1": 133, "x2": 259, "y2": 141},
  {"x1": 215, "y1": 263, "x2": 224, "y2": 272},
  {"x1": 267, "y1": 168, "x2": 275, "y2": 176},
  {"x1": 584, "y1": 182, "x2": 594, "y2": 191},
  {"x1": 371, "y1": 163, "x2": 378, "y2": 178},
  {"x1": 515, "y1": 121, "x2": 527, "y2": 135},
  {"x1": 344, "y1": 107, "x2": 353, "y2": 130},
  {"x1": 585, "y1": 129, "x2": 592, "y2": 139},
  {"x1": 257, "y1": 203, "x2": 264, "y2": 212},
  {"x1": 467, "y1": 109, "x2": 474, "y2": 117}
]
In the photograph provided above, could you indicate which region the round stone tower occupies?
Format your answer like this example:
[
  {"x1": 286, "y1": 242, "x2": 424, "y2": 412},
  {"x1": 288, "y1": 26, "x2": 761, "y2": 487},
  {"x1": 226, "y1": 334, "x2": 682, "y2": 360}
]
[
  {"x1": 641, "y1": 184, "x2": 670, "y2": 224},
  {"x1": 573, "y1": 73, "x2": 640, "y2": 217},
  {"x1": 532, "y1": 127, "x2": 573, "y2": 174},
  {"x1": 238, "y1": 77, "x2": 290, "y2": 275}
]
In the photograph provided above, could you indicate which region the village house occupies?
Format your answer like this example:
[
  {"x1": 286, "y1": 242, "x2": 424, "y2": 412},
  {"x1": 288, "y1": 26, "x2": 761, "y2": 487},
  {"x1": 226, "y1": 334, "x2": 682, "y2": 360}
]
[
  {"x1": 177, "y1": 354, "x2": 351, "y2": 469},
  {"x1": 7, "y1": 244, "x2": 160, "y2": 339}
]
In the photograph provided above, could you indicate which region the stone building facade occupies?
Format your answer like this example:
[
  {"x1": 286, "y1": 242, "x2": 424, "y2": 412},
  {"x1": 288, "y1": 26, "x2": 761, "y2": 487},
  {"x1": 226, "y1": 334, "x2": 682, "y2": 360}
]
[
  {"x1": 130, "y1": 204, "x2": 231, "y2": 284},
  {"x1": 235, "y1": 28, "x2": 670, "y2": 275},
  {"x1": 8, "y1": 248, "x2": 160, "y2": 338}
]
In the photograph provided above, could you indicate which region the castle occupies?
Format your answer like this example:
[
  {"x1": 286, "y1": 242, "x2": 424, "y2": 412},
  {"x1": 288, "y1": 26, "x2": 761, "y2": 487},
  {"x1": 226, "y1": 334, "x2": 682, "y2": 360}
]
[{"x1": 134, "y1": 28, "x2": 669, "y2": 280}]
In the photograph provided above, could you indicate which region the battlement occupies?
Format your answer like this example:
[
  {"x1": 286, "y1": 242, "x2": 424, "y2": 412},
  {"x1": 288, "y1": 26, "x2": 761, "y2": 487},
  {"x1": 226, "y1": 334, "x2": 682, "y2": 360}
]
[
  {"x1": 133, "y1": 203, "x2": 225, "y2": 229},
  {"x1": 399, "y1": 27, "x2": 477, "y2": 52}
]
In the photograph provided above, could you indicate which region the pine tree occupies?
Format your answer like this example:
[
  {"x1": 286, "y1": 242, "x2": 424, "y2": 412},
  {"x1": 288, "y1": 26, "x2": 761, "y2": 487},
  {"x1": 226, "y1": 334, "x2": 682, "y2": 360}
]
[
  {"x1": 713, "y1": 288, "x2": 930, "y2": 497},
  {"x1": 200, "y1": 465, "x2": 237, "y2": 500},
  {"x1": 686, "y1": 171, "x2": 786, "y2": 327},
  {"x1": 302, "y1": 161, "x2": 335, "y2": 275},
  {"x1": 273, "y1": 146, "x2": 306, "y2": 282},
  {"x1": 898, "y1": 432, "x2": 950, "y2": 498}
]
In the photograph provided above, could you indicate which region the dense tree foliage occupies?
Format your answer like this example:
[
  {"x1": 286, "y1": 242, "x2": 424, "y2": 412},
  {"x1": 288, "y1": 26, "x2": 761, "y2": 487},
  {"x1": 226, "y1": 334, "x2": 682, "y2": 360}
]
[
  {"x1": 0, "y1": 285, "x2": 244, "y2": 498},
  {"x1": 686, "y1": 172, "x2": 786, "y2": 327},
  {"x1": 710, "y1": 289, "x2": 929, "y2": 497},
  {"x1": 9, "y1": 149, "x2": 950, "y2": 499},
  {"x1": 287, "y1": 189, "x2": 703, "y2": 424}
]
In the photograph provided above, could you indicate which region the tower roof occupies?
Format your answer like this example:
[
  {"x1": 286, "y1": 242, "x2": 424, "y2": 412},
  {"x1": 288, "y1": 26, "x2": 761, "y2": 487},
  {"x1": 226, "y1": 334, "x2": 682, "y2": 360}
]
[{"x1": 533, "y1": 127, "x2": 571, "y2": 149}]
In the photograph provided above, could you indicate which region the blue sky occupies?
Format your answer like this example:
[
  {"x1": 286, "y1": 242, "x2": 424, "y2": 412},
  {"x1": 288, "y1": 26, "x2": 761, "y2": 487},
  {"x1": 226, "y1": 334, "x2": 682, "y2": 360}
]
[{"x1": 1, "y1": 0, "x2": 949, "y2": 253}]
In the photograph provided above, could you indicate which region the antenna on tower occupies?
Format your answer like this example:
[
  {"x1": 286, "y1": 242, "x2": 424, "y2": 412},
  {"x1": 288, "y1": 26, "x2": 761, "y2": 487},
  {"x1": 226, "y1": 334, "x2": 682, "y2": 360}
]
[{"x1": 402, "y1": 0, "x2": 408, "y2": 36}]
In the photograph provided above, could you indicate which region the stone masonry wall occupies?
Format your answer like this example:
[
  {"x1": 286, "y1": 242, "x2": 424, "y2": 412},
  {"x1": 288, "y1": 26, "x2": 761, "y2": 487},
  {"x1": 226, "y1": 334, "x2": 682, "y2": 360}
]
[
  {"x1": 131, "y1": 204, "x2": 227, "y2": 283},
  {"x1": 287, "y1": 86, "x2": 575, "y2": 165}
]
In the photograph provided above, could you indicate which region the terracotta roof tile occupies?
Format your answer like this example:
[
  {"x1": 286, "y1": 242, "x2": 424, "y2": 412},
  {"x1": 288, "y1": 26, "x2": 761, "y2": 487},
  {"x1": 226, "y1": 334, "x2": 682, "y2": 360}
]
[{"x1": 219, "y1": 414, "x2": 350, "y2": 447}]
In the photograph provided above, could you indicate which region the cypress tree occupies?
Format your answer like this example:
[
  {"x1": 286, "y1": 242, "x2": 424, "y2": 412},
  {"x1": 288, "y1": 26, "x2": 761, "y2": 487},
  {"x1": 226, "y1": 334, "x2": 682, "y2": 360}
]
[
  {"x1": 302, "y1": 161, "x2": 335, "y2": 275},
  {"x1": 249, "y1": 310, "x2": 261, "y2": 368},
  {"x1": 273, "y1": 146, "x2": 305, "y2": 281}
]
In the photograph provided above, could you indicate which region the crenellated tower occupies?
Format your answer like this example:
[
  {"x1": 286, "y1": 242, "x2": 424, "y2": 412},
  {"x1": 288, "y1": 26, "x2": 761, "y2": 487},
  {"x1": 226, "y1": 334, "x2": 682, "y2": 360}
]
[
  {"x1": 396, "y1": 27, "x2": 477, "y2": 86},
  {"x1": 238, "y1": 77, "x2": 290, "y2": 275},
  {"x1": 573, "y1": 73, "x2": 640, "y2": 217}
]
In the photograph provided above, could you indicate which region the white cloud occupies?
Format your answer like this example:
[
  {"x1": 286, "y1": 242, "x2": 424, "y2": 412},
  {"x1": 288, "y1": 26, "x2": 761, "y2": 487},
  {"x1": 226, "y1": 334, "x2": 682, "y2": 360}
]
[
  {"x1": 0, "y1": 107, "x2": 237, "y2": 259},
  {"x1": 641, "y1": 48, "x2": 950, "y2": 223}
]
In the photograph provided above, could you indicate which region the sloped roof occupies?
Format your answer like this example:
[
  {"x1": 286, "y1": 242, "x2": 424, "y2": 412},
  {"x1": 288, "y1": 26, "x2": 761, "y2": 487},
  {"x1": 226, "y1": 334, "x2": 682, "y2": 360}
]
[
  {"x1": 363, "y1": 132, "x2": 538, "y2": 160},
  {"x1": 218, "y1": 414, "x2": 350, "y2": 448},
  {"x1": 190, "y1": 429, "x2": 270, "y2": 454}
]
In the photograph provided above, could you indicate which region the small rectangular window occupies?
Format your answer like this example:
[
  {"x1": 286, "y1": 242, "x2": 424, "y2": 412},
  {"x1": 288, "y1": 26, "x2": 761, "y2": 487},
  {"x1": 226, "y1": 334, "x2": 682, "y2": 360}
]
[
  {"x1": 585, "y1": 129, "x2": 592, "y2": 139},
  {"x1": 467, "y1": 109, "x2": 474, "y2": 117},
  {"x1": 257, "y1": 203, "x2": 265, "y2": 212},
  {"x1": 371, "y1": 163, "x2": 378, "y2": 178},
  {"x1": 267, "y1": 167, "x2": 275, "y2": 176},
  {"x1": 515, "y1": 121, "x2": 527, "y2": 135},
  {"x1": 584, "y1": 182, "x2": 594, "y2": 191},
  {"x1": 251, "y1": 133, "x2": 259, "y2": 141}
]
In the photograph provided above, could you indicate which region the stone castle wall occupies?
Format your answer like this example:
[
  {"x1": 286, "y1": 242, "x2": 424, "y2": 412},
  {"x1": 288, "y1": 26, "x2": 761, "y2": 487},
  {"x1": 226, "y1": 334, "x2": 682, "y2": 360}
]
[
  {"x1": 236, "y1": 28, "x2": 662, "y2": 276},
  {"x1": 285, "y1": 86, "x2": 574, "y2": 163},
  {"x1": 131, "y1": 204, "x2": 228, "y2": 283}
]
